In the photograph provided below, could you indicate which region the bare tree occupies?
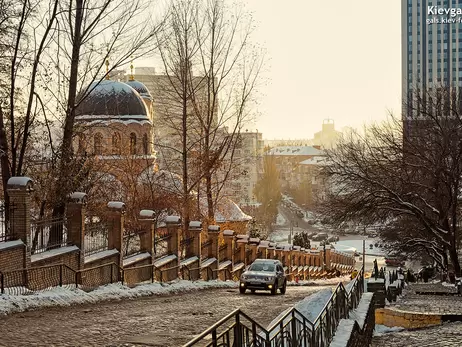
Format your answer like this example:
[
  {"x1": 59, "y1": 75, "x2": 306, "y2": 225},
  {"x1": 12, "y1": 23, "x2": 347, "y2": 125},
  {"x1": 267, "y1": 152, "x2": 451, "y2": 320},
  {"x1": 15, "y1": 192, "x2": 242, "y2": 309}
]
[
  {"x1": 321, "y1": 87, "x2": 462, "y2": 277},
  {"x1": 190, "y1": 0, "x2": 264, "y2": 222},
  {"x1": 154, "y1": 0, "x2": 263, "y2": 234}
]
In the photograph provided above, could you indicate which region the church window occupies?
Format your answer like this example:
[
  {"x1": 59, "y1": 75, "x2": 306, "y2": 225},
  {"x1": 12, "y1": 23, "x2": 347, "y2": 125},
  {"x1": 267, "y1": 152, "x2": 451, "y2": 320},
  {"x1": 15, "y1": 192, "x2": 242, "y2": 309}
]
[
  {"x1": 142, "y1": 134, "x2": 149, "y2": 155},
  {"x1": 94, "y1": 133, "x2": 103, "y2": 155},
  {"x1": 130, "y1": 133, "x2": 137, "y2": 154},
  {"x1": 78, "y1": 134, "x2": 86, "y2": 154},
  {"x1": 112, "y1": 132, "x2": 121, "y2": 154}
]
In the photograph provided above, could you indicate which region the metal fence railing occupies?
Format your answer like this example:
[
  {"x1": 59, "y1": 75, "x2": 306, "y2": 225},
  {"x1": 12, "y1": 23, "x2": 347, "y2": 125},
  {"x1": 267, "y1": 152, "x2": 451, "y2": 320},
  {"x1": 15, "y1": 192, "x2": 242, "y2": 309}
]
[
  {"x1": 219, "y1": 244, "x2": 227, "y2": 261},
  {"x1": 0, "y1": 262, "x2": 122, "y2": 295},
  {"x1": 201, "y1": 240, "x2": 212, "y2": 260},
  {"x1": 183, "y1": 266, "x2": 365, "y2": 347},
  {"x1": 153, "y1": 233, "x2": 171, "y2": 259},
  {"x1": 0, "y1": 201, "x2": 15, "y2": 242},
  {"x1": 30, "y1": 217, "x2": 68, "y2": 254},
  {"x1": 84, "y1": 221, "x2": 110, "y2": 256}
]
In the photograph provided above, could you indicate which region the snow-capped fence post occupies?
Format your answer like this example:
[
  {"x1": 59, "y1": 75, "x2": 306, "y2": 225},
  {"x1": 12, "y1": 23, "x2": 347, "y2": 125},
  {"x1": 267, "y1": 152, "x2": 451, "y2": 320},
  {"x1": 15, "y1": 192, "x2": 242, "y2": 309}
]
[
  {"x1": 258, "y1": 241, "x2": 270, "y2": 260},
  {"x1": 67, "y1": 192, "x2": 87, "y2": 270},
  {"x1": 222, "y1": 230, "x2": 235, "y2": 263},
  {"x1": 188, "y1": 221, "x2": 202, "y2": 259},
  {"x1": 107, "y1": 201, "x2": 125, "y2": 270},
  {"x1": 236, "y1": 235, "x2": 248, "y2": 265},
  {"x1": 165, "y1": 215, "x2": 181, "y2": 280},
  {"x1": 138, "y1": 210, "x2": 155, "y2": 256},
  {"x1": 248, "y1": 238, "x2": 260, "y2": 263},
  {"x1": 208, "y1": 225, "x2": 220, "y2": 263},
  {"x1": 6, "y1": 176, "x2": 34, "y2": 269}
]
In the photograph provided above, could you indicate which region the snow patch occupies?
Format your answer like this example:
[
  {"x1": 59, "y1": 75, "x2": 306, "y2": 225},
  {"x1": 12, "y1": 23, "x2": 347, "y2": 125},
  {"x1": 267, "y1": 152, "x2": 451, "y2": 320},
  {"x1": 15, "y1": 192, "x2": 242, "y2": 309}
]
[
  {"x1": 85, "y1": 249, "x2": 119, "y2": 264},
  {"x1": 0, "y1": 239, "x2": 24, "y2": 251},
  {"x1": 0, "y1": 280, "x2": 238, "y2": 316},
  {"x1": 122, "y1": 252, "x2": 151, "y2": 267},
  {"x1": 373, "y1": 324, "x2": 405, "y2": 336},
  {"x1": 31, "y1": 246, "x2": 79, "y2": 263}
]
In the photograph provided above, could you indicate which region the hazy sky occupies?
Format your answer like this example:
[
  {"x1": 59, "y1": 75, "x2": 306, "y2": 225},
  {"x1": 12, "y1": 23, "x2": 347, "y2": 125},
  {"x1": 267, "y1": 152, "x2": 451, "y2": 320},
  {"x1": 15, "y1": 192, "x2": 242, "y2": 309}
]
[{"x1": 243, "y1": 0, "x2": 402, "y2": 139}]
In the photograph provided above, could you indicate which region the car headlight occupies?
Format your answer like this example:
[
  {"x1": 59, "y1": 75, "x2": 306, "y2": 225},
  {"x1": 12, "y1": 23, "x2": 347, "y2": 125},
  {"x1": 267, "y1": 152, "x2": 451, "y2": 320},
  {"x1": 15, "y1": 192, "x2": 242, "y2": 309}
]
[
  {"x1": 265, "y1": 276, "x2": 275, "y2": 281},
  {"x1": 241, "y1": 275, "x2": 248, "y2": 280}
]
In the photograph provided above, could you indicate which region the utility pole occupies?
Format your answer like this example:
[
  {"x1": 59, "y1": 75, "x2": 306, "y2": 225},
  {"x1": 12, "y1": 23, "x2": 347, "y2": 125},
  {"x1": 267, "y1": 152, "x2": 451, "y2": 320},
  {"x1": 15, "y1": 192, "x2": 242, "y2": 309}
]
[{"x1": 362, "y1": 239, "x2": 366, "y2": 274}]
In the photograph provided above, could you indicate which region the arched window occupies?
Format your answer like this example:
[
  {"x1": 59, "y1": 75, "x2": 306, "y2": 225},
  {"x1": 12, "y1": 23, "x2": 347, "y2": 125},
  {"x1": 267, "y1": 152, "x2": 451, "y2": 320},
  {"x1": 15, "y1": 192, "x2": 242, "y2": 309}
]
[
  {"x1": 130, "y1": 133, "x2": 137, "y2": 155},
  {"x1": 142, "y1": 134, "x2": 149, "y2": 155},
  {"x1": 94, "y1": 133, "x2": 103, "y2": 155},
  {"x1": 78, "y1": 134, "x2": 86, "y2": 154},
  {"x1": 112, "y1": 132, "x2": 121, "y2": 155}
]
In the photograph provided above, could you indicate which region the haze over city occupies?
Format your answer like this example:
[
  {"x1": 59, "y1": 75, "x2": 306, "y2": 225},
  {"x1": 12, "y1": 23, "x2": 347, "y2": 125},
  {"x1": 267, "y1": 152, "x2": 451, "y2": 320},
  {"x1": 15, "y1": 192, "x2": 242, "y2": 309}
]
[{"x1": 244, "y1": 0, "x2": 402, "y2": 139}]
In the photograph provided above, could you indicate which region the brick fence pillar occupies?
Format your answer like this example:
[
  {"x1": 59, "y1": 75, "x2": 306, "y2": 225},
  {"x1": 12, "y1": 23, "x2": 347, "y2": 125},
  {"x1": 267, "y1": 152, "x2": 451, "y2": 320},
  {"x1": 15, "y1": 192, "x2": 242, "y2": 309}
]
[
  {"x1": 7, "y1": 177, "x2": 33, "y2": 269},
  {"x1": 166, "y1": 216, "x2": 181, "y2": 258},
  {"x1": 249, "y1": 238, "x2": 259, "y2": 262},
  {"x1": 223, "y1": 230, "x2": 235, "y2": 262},
  {"x1": 189, "y1": 221, "x2": 202, "y2": 262},
  {"x1": 67, "y1": 192, "x2": 87, "y2": 270},
  {"x1": 258, "y1": 241, "x2": 269, "y2": 259},
  {"x1": 208, "y1": 225, "x2": 220, "y2": 262},
  {"x1": 107, "y1": 201, "x2": 125, "y2": 269},
  {"x1": 139, "y1": 210, "x2": 155, "y2": 256}
]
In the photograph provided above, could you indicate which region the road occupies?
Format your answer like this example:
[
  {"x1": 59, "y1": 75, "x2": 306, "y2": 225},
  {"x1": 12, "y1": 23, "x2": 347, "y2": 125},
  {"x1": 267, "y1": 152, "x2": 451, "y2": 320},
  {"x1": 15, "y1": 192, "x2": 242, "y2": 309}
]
[{"x1": 0, "y1": 286, "x2": 327, "y2": 347}]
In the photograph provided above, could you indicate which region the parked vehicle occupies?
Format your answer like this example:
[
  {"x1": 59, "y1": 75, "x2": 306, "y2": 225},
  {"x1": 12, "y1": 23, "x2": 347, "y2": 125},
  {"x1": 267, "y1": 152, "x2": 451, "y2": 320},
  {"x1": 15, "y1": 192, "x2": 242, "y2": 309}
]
[
  {"x1": 312, "y1": 232, "x2": 329, "y2": 241},
  {"x1": 385, "y1": 257, "x2": 405, "y2": 267},
  {"x1": 327, "y1": 236, "x2": 339, "y2": 243},
  {"x1": 239, "y1": 259, "x2": 287, "y2": 295}
]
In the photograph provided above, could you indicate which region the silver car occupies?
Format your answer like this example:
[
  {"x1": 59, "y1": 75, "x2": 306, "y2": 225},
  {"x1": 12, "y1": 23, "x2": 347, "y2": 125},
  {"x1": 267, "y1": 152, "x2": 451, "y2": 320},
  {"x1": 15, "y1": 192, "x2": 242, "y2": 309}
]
[{"x1": 239, "y1": 259, "x2": 287, "y2": 295}]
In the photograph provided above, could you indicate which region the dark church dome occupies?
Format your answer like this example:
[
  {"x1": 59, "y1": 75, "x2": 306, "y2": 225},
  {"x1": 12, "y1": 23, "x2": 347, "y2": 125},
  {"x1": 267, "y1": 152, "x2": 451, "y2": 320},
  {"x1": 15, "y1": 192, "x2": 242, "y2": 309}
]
[
  {"x1": 125, "y1": 80, "x2": 152, "y2": 99},
  {"x1": 75, "y1": 80, "x2": 149, "y2": 121}
]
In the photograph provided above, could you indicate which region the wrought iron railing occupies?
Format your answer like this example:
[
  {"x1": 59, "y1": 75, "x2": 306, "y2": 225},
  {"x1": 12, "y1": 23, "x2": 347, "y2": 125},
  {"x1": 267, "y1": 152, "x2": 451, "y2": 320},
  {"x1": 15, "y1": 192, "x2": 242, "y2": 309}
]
[
  {"x1": 184, "y1": 266, "x2": 365, "y2": 347},
  {"x1": 84, "y1": 220, "x2": 110, "y2": 256},
  {"x1": 0, "y1": 262, "x2": 122, "y2": 295},
  {"x1": 30, "y1": 217, "x2": 68, "y2": 254},
  {"x1": 0, "y1": 200, "x2": 12, "y2": 242}
]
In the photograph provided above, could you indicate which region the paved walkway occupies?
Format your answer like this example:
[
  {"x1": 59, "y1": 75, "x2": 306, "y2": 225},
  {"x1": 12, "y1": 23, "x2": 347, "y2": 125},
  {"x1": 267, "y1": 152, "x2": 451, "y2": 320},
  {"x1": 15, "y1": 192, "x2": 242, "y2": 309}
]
[
  {"x1": 391, "y1": 283, "x2": 462, "y2": 315},
  {"x1": 372, "y1": 322, "x2": 462, "y2": 346},
  {"x1": 0, "y1": 286, "x2": 323, "y2": 347}
]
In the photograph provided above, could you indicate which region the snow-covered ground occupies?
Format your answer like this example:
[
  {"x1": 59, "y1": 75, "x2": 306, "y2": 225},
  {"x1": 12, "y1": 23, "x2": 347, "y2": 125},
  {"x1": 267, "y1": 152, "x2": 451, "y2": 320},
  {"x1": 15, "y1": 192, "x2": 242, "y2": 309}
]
[
  {"x1": 288, "y1": 275, "x2": 351, "y2": 287},
  {"x1": 373, "y1": 324, "x2": 405, "y2": 336},
  {"x1": 276, "y1": 213, "x2": 287, "y2": 226},
  {"x1": 0, "y1": 276, "x2": 348, "y2": 317},
  {"x1": 0, "y1": 280, "x2": 238, "y2": 316}
]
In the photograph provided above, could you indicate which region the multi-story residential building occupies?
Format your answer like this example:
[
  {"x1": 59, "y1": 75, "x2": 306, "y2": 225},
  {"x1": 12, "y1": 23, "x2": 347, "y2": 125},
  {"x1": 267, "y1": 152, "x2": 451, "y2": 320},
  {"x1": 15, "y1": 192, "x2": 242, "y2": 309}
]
[
  {"x1": 402, "y1": 0, "x2": 462, "y2": 116},
  {"x1": 265, "y1": 145, "x2": 326, "y2": 207},
  {"x1": 222, "y1": 130, "x2": 264, "y2": 206}
]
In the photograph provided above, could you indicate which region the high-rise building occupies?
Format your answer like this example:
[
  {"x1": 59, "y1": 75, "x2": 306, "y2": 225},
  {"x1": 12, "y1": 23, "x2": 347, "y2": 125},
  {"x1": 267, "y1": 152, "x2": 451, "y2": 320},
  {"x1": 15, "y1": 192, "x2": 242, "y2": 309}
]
[{"x1": 402, "y1": 1, "x2": 462, "y2": 110}]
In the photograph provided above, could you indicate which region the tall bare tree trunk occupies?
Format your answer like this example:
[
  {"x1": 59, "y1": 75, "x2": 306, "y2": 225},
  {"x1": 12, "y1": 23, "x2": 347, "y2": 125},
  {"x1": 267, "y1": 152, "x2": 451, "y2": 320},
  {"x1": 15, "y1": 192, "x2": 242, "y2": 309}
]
[{"x1": 0, "y1": 105, "x2": 11, "y2": 225}]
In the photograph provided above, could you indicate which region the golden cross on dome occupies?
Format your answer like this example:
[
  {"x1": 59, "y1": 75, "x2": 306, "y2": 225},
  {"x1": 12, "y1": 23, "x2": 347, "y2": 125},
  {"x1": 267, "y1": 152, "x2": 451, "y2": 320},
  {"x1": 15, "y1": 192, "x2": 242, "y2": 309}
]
[
  {"x1": 129, "y1": 57, "x2": 135, "y2": 81},
  {"x1": 105, "y1": 45, "x2": 110, "y2": 80}
]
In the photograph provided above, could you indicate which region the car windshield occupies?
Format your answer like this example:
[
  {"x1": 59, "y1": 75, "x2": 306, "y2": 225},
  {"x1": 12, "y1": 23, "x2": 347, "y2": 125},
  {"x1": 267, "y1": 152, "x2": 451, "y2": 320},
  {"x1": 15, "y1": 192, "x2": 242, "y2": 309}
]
[{"x1": 249, "y1": 263, "x2": 275, "y2": 272}]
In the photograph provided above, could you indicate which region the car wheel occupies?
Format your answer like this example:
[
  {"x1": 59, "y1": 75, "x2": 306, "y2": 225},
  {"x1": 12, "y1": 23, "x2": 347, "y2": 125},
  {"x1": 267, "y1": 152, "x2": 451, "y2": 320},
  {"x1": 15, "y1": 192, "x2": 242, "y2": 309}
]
[
  {"x1": 239, "y1": 286, "x2": 246, "y2": 294},
  {"x1": 271, "y1": 283, "x2": 277, "y2": 295},
  {"x1": 280, "y1": 280, "x2": 287, "y2": 295}
]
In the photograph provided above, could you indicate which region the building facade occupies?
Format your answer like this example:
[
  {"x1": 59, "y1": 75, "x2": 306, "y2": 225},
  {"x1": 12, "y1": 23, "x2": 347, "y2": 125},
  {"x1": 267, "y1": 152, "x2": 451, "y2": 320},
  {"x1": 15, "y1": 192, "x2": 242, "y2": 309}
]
[
  {"x1": 402, "y1": 0, "x2": 462, "y2": 110},
  {"x1": 222, "y1": 130, "x2": 264, "y2": 207}
]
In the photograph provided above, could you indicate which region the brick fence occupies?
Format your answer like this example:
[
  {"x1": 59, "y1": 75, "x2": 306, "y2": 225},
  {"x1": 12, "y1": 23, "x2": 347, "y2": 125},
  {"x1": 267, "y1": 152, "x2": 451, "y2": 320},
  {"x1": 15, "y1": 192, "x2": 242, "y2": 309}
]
[{"x1": 0, "y1": 176, "x2": 356, "y2": 295}]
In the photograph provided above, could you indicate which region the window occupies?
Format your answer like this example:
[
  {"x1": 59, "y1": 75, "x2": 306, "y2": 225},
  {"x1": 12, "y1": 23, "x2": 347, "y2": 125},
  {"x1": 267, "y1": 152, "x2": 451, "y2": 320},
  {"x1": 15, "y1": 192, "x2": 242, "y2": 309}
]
[
  {"x1": 94, "y1": 133, "x2": 103, "y2": 155},
  {"x1": 112, "y1": 132, "x2": 121, "y2": 155},
  {"x1": 78, "y1": 134, "x2": 86, "y2": 154},
  {"x1": 130, "y1": 133, "x2": 137, "y2": 155},
  {"x1": 142, "y1": 134, "x2": 149, "y2": 155}
]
